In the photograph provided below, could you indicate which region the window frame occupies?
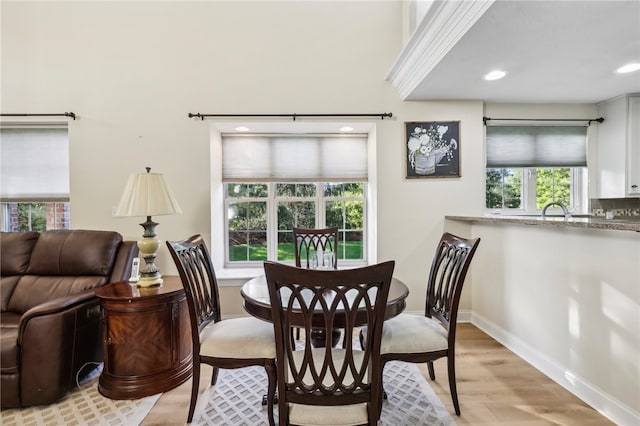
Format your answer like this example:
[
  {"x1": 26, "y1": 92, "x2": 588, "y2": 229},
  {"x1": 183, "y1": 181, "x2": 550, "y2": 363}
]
[
  {"x1": 0, "y1": 201, "x2": 71, "y2": 231},
  {"x1": 485, "y1": 166, "x2": 587, "y2": 214},
  {"x1": 0, "y1": 122, "x2": 71, "y2": 231},
  {"x1": 224, "y1": 182, "x2": 367, "y2": 268}
]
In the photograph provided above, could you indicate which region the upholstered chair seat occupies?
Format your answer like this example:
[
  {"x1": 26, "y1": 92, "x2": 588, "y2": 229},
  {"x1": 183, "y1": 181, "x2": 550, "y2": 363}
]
[
  {"x1": 380, "y1": 314, "x2": 448, "y2": 354},
  {"x1": 200, "y1": 317, "x2": 276, "y2": 359}
]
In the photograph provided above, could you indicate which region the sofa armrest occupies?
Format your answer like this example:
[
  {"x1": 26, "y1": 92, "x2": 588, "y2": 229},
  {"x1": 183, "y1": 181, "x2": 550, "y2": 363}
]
[
  {"x1": 17, "y1": 289, "x2": 98, "y2": 344},
  {"x1": 16, "y1": 289, "x2": 104, "y2": 406},
  {"x1": 110, "y1": 241, "x2": 138, "y2": 283}
]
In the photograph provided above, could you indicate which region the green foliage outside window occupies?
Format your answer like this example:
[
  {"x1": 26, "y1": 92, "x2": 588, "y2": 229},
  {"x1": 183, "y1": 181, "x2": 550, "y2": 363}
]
[
  {"x1": 535, "y1": 168, "x2": 571, "y2": 209},
  {"x1": 18, "y1": 203, "x2": 46, "y2": 231},
  {"x1": 486, "y1": 169, "x2": 522, "y2": 209},
  {"x1": 486, "y1": 168, "x2": 574, "y2": 210},
  {"x1": 226, "y1": 182, "x2": 365, "y2": 263}
]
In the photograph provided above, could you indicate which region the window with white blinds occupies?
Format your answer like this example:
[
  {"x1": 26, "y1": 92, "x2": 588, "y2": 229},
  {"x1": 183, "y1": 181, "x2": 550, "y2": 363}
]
[
  {"x1": 222, "y1": 134, "x2": 368, "y2": 182},
  {"x1": 1, "y1": 125, "x2": 70, "y2": 201},
  {"x1": 486, "y1": 126, "x2": 587, "y2": 168},
  {"x1": 484, "y1": 125, "x2": 588, "y2": 213}
]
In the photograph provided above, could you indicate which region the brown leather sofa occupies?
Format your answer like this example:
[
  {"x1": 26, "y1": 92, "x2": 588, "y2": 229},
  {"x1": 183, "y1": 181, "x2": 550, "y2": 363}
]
[{"x1": 0, "y1": 230, "x2": 138, "y2": 408}]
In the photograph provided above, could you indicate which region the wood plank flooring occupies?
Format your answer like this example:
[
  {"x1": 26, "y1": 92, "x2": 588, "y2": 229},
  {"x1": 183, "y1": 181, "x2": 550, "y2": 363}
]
[{"x1": 140, "y1": 324, "x2": 612, "y2": 425}]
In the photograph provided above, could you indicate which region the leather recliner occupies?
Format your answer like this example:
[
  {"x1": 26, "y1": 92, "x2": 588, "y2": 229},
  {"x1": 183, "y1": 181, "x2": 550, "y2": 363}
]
[{"x1": 0, "y1": 230, "x2": 137, "y2": 408}]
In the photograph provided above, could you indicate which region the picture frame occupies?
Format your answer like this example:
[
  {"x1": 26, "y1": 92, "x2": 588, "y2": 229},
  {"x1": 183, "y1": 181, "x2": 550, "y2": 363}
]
[{"x1": 405, "y1": 121, "x2": 460, "y2": 178}]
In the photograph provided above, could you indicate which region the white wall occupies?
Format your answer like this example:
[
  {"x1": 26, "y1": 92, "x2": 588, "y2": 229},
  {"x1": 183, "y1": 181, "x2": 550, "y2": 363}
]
[{"x1": 1, "y1": 1, "x2": 485, "y2": 315}]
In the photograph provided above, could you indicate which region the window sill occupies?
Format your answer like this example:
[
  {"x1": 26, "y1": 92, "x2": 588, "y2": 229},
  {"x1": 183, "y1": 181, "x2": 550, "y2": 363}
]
[{"x1": 216, "y1": 267, "x2": 263, "y2": 282}]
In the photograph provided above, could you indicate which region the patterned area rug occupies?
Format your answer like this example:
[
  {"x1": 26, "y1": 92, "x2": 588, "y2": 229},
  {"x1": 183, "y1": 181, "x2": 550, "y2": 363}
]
[
  {"x1": 192, "y1": 361, "x2": 456, "y2": 426},
  {"x1": 0, "y1": 365, "x2": 161, "y2": 426}
]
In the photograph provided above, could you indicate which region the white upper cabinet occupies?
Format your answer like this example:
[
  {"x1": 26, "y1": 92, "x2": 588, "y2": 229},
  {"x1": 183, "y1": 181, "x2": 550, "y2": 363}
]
[
  {"x1": 627, "y1": 95, "x2": 640, "y2": 196},
  {"x1": 595, "y1": 94, "x2": 640, "y2": 198}
]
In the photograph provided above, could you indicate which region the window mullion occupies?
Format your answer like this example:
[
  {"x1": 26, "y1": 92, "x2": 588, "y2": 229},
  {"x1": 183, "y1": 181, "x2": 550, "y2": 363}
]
[
  {"x1": 316, "y1": 183, "x2": 324, "y2": 227},
  {"x1": 267, "y1": 183, "x2": 278, "y2": 261},
  {"x1": 524, "y1": 168, "x2": 537, "y2": 212}
]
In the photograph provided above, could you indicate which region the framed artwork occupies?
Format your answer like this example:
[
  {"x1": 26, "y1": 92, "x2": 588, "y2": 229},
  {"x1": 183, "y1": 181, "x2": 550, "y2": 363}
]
[{"x1": 405, "y1": 121, "x2": 460, "y2": 178}]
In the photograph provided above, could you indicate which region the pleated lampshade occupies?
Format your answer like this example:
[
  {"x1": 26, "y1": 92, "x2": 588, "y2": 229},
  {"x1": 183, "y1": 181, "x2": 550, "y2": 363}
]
[{"x1": 115, "y1": 168, "x2": 182, "y2": 217}]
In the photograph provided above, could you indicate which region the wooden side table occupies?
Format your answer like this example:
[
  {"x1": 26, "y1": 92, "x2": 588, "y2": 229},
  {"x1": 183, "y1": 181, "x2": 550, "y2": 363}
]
[{"x1": 96, "y1": 276, "x2": 192, "y2": 399}]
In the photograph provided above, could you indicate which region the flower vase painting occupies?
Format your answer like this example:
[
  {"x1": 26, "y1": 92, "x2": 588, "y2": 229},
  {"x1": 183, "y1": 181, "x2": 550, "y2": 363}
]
[{"x1": 405, "y1": 121, "x2": 460, "y2": 178}]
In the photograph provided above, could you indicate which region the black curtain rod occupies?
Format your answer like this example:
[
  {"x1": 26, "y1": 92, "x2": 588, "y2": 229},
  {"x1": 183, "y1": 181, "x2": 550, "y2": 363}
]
[
  {"x1": 188, "y1": 112, "x2": 393, "y2": 121},
  {"x1": 1, "y1": 112, "x2": 76, "y2": 120},
  {"x1": 483, "y1": 116, "x2": 604, "y2": 125}
]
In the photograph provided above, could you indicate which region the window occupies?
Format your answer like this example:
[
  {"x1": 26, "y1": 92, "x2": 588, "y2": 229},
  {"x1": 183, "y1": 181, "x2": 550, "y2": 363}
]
[
  {"x1": 0, "y1": 125, "x2": 70, "y2": 231},
  {"x1": 485, "y1": 125, "x2": 587, "y2": 213},
  {"x1": 222, "y1": 134, "x2": 368, "y2": 266}
]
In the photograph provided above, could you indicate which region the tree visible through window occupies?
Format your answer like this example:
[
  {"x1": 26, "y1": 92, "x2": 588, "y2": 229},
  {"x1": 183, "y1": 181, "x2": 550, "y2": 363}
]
[
  {"x1": 486, "y1": 167, "x2": 578, "y2": 211},
  {"x1": 1, "y1": 202, "x2": 70, "y2": 231},
  {"x1": 225, "y1": 182, "x2": 365, "y2": 264}
]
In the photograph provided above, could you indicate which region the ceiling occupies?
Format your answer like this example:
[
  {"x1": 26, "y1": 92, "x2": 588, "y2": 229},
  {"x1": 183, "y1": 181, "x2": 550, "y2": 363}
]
[{"x1": 393, "y1": 0, "x2": 640, "y2": 104}]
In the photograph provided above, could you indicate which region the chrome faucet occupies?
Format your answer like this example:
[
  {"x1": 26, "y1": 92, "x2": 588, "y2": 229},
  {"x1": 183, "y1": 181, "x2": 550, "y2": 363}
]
[{"x1": 541, "y1": 201, "x2": 571, "y2": 219}]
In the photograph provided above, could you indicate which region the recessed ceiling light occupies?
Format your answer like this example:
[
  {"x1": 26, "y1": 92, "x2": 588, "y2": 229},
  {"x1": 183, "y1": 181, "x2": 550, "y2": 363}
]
[
  {"x1": 484, "y1": 70, "x2": 507, "y2": 81},
  {"x1": 616, "y1": 63, "x2": 640, "y2": 74},
  {"x1": 339, "y1": 126, "x2": 354, "y2": 132},
  {"x1": 235, "y1": 126, "x2": 249, "y2": 132}
]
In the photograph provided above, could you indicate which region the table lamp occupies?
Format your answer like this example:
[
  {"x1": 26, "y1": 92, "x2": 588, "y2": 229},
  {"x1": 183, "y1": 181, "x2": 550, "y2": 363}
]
[{"x1": 115, "y1": 167, "x2": 182, "y2": 287}]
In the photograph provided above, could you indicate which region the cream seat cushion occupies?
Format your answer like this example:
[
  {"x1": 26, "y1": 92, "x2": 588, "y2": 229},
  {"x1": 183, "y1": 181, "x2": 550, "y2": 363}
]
[
  {"x1": 380, "y1": 313, "x2": 448, "y2": 354},
  {"x1": 199, "y1": 316, "x2": 276, "y2": 359},
  {"x1": 288, "y1": 348, "x2": 370, "y2": 426}
]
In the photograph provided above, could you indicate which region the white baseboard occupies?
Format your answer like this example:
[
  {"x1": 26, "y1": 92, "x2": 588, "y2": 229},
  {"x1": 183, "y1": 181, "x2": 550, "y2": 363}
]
[{"x1": 471, "y1": 312, "x2": 640, "y2": 426}]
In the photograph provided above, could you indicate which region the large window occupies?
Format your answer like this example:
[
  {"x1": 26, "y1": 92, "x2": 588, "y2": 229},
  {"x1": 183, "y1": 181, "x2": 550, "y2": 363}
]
[
  {"x1": 222, "y1": 134, "x2": 368, "y2": 267},
  {"x1": 226, "y1": 182, "x2": 365, "y2": 264},
  {"x1": 485, "y1": 125, "x2": 587, "y2": 213},
  {"x1": 0, "y1": 125, "x2": 70, "y2": 231}
]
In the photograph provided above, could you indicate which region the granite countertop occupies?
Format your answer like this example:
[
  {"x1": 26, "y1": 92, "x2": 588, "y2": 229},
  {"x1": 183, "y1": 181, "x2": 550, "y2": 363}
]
[{"x1": 445, "y1": 214, "x2": 640, "y2": 232}]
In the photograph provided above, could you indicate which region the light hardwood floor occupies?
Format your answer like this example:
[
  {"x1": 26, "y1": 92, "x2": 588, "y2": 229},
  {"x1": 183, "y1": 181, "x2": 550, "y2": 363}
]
[{"x1": 140, "y1": 324, "x2": 613, "y2": 425}]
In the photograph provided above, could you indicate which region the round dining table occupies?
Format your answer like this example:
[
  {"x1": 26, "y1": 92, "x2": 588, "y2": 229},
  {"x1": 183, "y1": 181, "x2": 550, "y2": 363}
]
[{"x1": 240, "y1": 274, "x2": 409, "y2": 347}]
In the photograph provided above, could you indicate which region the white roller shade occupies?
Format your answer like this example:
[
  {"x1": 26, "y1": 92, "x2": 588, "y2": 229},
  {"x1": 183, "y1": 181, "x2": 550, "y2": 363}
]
[
  {"x1": 222, "y1": 134, "x2": 368, "y2": 182},
  {"x1": 1, "y1": 126, "x2": 70, "y2": 201},
  {"x1": 486, "y1": 126, "x2": 587, "y2": 168}
]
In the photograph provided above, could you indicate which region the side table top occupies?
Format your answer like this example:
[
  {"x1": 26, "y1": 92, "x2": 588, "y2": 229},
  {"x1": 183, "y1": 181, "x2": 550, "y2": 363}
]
[{"x1": 95, "y1": 275, "x2": 183, "y2": 300}]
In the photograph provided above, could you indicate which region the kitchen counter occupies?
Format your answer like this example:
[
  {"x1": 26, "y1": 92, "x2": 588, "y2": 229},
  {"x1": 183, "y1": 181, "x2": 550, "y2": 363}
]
[{"x1": 445, "y1": 214, "x2": 640, "y2": 232}]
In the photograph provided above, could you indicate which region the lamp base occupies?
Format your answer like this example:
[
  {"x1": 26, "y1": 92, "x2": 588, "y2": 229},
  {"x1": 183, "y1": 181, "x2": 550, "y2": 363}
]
[
  {"x1": 137, "y1": 274, "x2": 163, "y2": 288},
  {"x1": 137, "y1": 218, "x2": 163, "y2": 288}
]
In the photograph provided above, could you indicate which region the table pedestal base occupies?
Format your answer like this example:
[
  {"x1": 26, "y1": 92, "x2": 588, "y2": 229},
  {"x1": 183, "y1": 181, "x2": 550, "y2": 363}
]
[{"x1": 310, "y1": 329, "x2": 342, "y2": 348}]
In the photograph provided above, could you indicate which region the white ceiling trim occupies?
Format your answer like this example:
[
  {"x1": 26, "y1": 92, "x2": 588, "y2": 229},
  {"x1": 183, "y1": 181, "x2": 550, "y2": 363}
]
[{"x1": 387, "y1": 0, "x2": 494, "y2": 100}]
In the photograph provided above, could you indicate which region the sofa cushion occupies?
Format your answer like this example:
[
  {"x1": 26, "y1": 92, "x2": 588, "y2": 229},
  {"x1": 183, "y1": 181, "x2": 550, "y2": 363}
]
[
  {"x1": 5, "y1": 230, "x2": 123, "y2": 314},
  {"x1": 1, "y1": 277, "x2": 21, "y2": 312},
  {"x1": 27, "y1": 230, "x2": 122, "y2": 276},
  {"x1": 1, "y1": 232, "x2": 39, "y2": 275},
  {"x1": 0, "y1": 312, "x2": 20, "y2": 374},
  {"x1": 1, "y1": 232, "x2": 40, "y2": 311}
]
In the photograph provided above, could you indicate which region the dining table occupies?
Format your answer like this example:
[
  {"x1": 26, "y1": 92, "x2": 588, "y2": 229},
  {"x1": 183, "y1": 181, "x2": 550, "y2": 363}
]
[{"x1": 240, "y1": 274, "x2": 410, "y2": 347}]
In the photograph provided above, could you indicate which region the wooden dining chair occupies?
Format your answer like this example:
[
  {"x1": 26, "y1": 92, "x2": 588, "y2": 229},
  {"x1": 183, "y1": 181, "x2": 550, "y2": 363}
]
[
  {"x1": 293, "y1": 227, "x2": 339, "y2": 269},
  {"x1": 372, "y1": 232, "x2": 480, "y2": 416},
  {"x1": 292, "y1": 227, "x2": 340, "y2": 343},
  {"x1": 264, "y1": 260, "x2": 394, "y2": 426},
  {"x1": 166, "y1": 235, "x2": 276, "y2": 425}
]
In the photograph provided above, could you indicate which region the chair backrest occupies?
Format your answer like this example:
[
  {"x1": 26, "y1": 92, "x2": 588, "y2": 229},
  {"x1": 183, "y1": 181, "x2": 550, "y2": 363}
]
[
  {"x1": 426, "y1": 232, "x2": 480, "y2": 334},
  {"x1": 264, "y1": 260, "x2": 394, "y2": 414},
  {"x1": 166, "y1": 235, "x2": 221, "y2": 342},
  {"x1": 293, "y1": 227, "x2": 339, "y2": 269}
]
